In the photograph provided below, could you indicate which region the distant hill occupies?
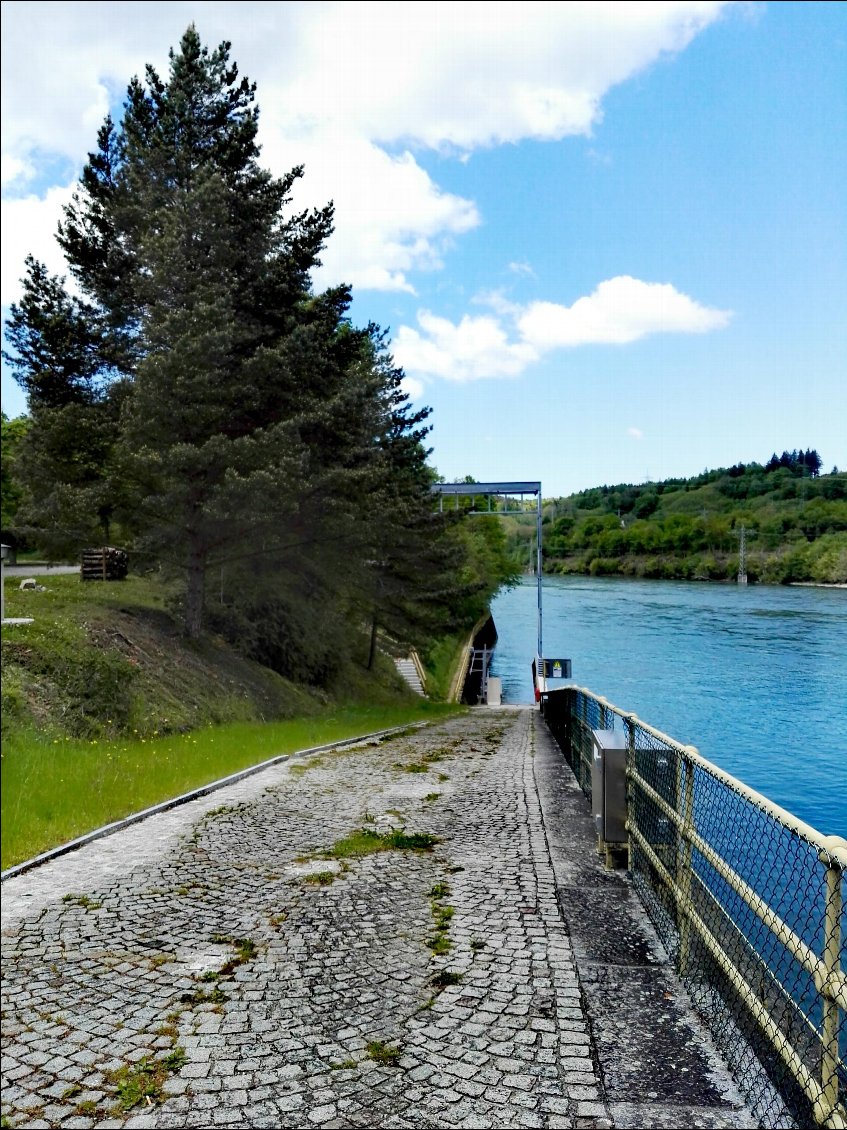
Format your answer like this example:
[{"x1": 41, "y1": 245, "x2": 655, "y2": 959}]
[{"x1": 506, "y1": 455, "x2": 847, "y2": 584}]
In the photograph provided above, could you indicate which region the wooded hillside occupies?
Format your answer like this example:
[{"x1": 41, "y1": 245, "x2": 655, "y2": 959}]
[{"x1": 506, "y1": 453, "x2": 847, "y2": 584}]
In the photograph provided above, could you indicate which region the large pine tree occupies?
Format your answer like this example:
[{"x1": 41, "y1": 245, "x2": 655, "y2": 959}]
[
  {"x1": 6, "y1": 28, "x2": 429, "y2": 639},
  {"x1": 5, "y1": 26, "x2": 512, "y2": 667}
]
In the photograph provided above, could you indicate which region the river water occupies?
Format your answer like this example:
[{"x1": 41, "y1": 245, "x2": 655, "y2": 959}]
[{"x1": 489, "y1": 576, "x2": 847, "y2": 838}]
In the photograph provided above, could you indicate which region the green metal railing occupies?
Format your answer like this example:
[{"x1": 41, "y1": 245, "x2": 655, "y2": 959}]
[{"x1": 543, "y1": 686, "x2": 846, "y2": 1130}]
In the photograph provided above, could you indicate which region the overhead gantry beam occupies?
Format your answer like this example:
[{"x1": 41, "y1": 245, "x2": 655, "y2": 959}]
[{"x1": 430, "y1": 481, "x2": 543, "y2": 661}]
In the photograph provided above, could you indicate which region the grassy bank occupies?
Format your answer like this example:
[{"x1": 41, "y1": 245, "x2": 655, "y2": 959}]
[
  {"x1": 1, "y1": 572, "x2": 468, "y2": 869},
  {"x1": 1, "y1": 701, "x2": 459, "y2": 870},
  {"x1": 420, "y1": 628, "x2": 476, "y2": 703}
]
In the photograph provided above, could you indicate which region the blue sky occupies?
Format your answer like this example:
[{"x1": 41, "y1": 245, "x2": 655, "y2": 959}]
[{"x1": 2, "y1": 1, "x2": 845, "y2": 497}]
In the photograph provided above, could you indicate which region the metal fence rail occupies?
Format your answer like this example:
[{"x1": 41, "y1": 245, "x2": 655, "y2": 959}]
[{"x1": 543, "y1": 686, "x2": 846, "y2": 1130}]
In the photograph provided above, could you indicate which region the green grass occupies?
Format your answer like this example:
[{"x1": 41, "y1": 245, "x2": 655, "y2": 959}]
[
  {"x1": 302, "y1": 870, "x2": 337, "y2": 886},
  {"x1": 366, "y1": 1040, "x2": 402, "y2": 1066},
  {"x1": 324, "y1": 827, "x2": 439, "y2": 860},
  {"x1": 1, "y1": 701, "x2": 458, "y2": 869},
  {"x1": 421, "y1": 629, "x2": 475, "y2": 702},
  {"x1": 104, "y1": 1051, "x2": 186, "y2": 1111}
]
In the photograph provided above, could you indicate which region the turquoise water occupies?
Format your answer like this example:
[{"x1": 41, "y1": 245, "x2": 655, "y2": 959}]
[{"x1": 489, "y1": 576, "x2": 847, "y2": 838}]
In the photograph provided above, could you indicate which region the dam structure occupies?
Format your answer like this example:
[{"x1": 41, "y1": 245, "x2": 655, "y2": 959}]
[{"x1": 1, "y1": 485, "x2": 844, "y2": 1128}]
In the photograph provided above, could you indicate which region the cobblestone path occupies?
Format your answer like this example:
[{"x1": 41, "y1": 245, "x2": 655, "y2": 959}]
[{"x1": 2, "y1": 709, "x2": 615, "y2": 1130}]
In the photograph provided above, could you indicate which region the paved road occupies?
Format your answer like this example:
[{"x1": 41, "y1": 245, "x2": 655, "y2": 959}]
[
  {"x1": 2, "y1": 565, "x2": 80, "y2": 576},
  {"x1": 1, "y1": 709, "x2": 755, "y2": 1129}
]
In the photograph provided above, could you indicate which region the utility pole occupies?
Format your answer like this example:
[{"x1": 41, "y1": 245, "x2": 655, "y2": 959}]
[
  {"x1": 735, "y1": 524, "x2": 756, "y2": 585},
  {"x1": 738, "y1": 524, "x2": 748, "y2": 585}
]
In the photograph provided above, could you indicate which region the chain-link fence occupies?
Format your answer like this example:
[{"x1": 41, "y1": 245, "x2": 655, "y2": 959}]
[{"x1": 543, "y1": 686, "x2": 846, "y2": 1130}]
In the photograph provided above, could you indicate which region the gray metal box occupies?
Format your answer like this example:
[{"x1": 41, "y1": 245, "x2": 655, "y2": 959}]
[{"x1": 591, "y1": 729, "x2": 628, "y2": 843}]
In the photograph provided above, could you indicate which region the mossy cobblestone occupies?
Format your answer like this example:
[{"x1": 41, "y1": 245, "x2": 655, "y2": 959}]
[{"x1": 2, "y1": 710, "x2": 754, "y2": 1128}]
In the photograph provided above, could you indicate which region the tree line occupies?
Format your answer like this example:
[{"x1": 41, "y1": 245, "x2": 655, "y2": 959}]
[
  {"x1": 1, "y1": 27, "x2": 515, "y2": 685},
  {"x1": 503, "y1": 457, "x2": 847, "y2": 585}
]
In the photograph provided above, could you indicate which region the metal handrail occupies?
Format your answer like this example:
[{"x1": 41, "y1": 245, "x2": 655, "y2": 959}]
[{"x1": 548, "y1": 685, "x2": 846, "y2": 1129}]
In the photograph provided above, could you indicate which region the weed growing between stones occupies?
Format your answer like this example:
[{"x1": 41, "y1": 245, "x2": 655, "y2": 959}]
[
  {"x1": 209, "y1": 934, "x2": 256, "y2": 972},
  {"x1": 366, "y1": 1040, "x2": 402, "y2": 1066},
  {"x1": 303, "y1": 870, "x2": 337, "y2": 886},
  {"x1": 423, "y1": 792, "x2": 440, "y2": 802},
  {"x1": 156, "y1": 1014, "x2": 181, "y2": 1041},
  {"x1": 427, "y1": 893, "x2": 454, "y2": 954},
  {"x1": 179, "y1": 934, "x2": 258, "y2": 1005},
  {"x1": 330, "y1": 1058, "x2": 359, "y2": 1071},
  {"x1": 323, "y1": 828, "x2": 438, "y2": 860},
  {"x1": 393, "y1": 746, "x2": 452, "y2": 773},
  {"x1": 420, "y1": 966, "x2": 463, "y2": 1006},
  {"x1": 430, "y1": 969, "x2": 463, "y2": 989},
  {"x1": 61, "y1": 893, "x2": 101, "y2": 910},
  {"x1": 180, "y1": 985, "x2": 228, "y2": 1005},
  {"x1": 378, "y1": 726, "x2": 421, "y2": 742},
  {"x1": 104, "y1": 1048, "x2": 187, "y2": 1112}
]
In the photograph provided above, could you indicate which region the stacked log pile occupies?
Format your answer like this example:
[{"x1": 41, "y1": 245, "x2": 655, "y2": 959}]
[{"x1": 80, "y1": 546, "x2": 129, "y2": 582}]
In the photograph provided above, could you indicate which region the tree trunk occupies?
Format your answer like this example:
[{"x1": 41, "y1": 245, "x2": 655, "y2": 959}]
[
  {"x1": 184, "y1": 547, "x2": 206, "y2": 639},
  {"x1": 367, "y1": 615, "x2": 378, "y2": 670}
]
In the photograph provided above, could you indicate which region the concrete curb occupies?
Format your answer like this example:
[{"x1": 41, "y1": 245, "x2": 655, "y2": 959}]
[{"x1": 1, "y1": 720, "x2": 430, "y2": 883}]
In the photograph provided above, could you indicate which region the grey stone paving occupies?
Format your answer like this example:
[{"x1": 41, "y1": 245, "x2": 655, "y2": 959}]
[{"x1": 1, "y1": 709, "x2": 756, "y2": 1129}]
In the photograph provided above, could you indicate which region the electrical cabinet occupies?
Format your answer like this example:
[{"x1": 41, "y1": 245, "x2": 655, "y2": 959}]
[{"x1": 591, "y1": 729, "x2": 628, "y2": 845}]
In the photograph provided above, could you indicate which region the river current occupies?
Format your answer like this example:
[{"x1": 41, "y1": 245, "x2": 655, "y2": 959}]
[{"x1": 489, "y1": 576, "x2": 847, "y2": 838}]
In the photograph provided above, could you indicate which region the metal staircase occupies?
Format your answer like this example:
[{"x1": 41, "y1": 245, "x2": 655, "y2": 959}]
[{"x1": 394, "y1": 654, "x2": 426, "y2": 696}]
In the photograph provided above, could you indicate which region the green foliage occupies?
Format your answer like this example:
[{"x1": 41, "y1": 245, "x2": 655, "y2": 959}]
[
  {"x1": 519, "y1": 463, "x2": 847, "y2": 585},
  {"x1": 104, "y1": 1054, "x2": 183, "y2": 1111},
  {"x1": 1, "y1": 412, "x2": 30, "y2": 530},
  {"x1": 366, "y1": 1040, "x2": 402, "y2": 1066}
]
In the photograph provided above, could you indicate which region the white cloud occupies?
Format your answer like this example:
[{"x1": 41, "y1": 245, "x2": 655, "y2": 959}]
[
  {"x1": 518, "y1": 276, "x2": 732, "y2": 349},
  {"x1": 473, "y1": 289, "x2": 524, "y2": 318},
  {"x1": 400, "y1": 375, "x2": 425, "y2": 402},
  {"x1": 394, "y1": 310, "x2": 538, "y2": 382},
  {"x1": 264, "y1": 131, "x2": 479, "y2": 293},
  {"x1": 1, "y1": 154, "x2": 35, "y2": 190},
  {"x1": 508, "y1": 262, "x2": 536, "y2": 278},
  {"x1": 397, "y1": 277, "x2": 732, "y2": 381},
  {"x1": 1, "y1": 183, "x2": 77, "y2": 305},
  {"x1": 0, "y1": 2, "x2": 728, "y2": 302},
  {"x1": 627, "y1": 427, "x2": 645, "y2": 439},
  {"x1": 278, "y1": 2, "x2": 727, "y2": 151}
]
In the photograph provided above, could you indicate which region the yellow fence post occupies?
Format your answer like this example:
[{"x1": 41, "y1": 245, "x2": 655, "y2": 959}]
[
  {"x1": 816, "y1": 843, "x2": 843, "y2": 1128},
  {"x1": 677, "y1": 748, "x2": 697, "y2": 977}
]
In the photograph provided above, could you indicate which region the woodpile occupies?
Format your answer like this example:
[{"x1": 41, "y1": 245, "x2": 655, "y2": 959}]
[{"x1": 80, "y1": 546, "x2": 129, "y2": 582}]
